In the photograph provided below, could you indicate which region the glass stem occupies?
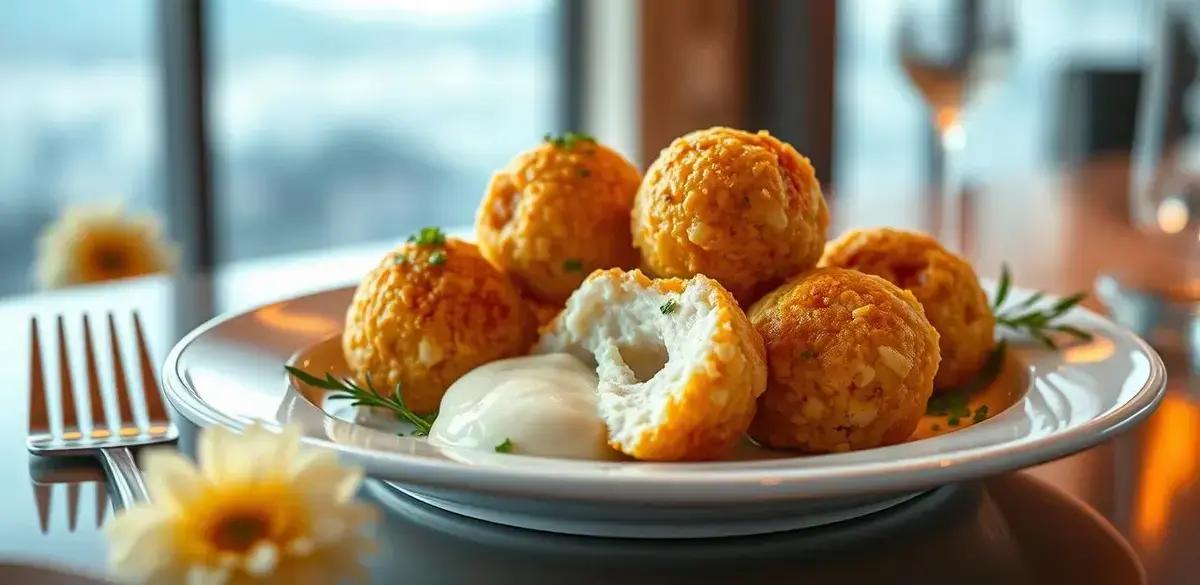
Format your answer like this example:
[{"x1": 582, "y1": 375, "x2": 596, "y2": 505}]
[{"x1": 934, "y1": 115, "x2": 967, "y2": 252}]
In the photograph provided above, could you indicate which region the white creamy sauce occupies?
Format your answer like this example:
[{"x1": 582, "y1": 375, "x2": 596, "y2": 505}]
[{"x1": 428, "y1": 353, "x2": 620, "y2": 460}]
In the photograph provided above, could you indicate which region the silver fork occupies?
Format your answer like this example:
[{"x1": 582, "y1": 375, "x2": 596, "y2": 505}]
[{"x1": 27, "y1": 312, "x2": 178, "y2": 510}]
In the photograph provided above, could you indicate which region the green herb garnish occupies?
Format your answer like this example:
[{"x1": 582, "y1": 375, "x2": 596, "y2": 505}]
[
  {"x1": 926, "y1": 342, "x2": 1007, "y2": 418},
  {"x1": 286, "y1": 366, "x2": 436, "y2": 436},
  {"x1": 800, "y1": 350, "x2": 816, "y2": 360},
  {"x1": 428, "y1": 250, "x2": 446, "y2": 266},
  {"x1": 578, "y1": 168, "x2": 591, "y2": 178},
  {"x1": 973, "y1": 404, "x2": 990, "y2": 424},
  {"x1": 947, "y1": 416, "x2": 961, "y2": 426},
  {"x1": 544, "y1": 131, "x2": 596, "y2": 150},
  {"x1": 563, "y1": 258, "x2": 584, "y2": 272},
  {"x1": 992, "y1": 264, "x2": 1092, "y2": 349},
  {"x1": 408, "y1": 226, "x2": 446, "y2": 246},
  {"x1": 660, "y1": 299, "x2": 678, "y2": 315},
  {"x1": 494, "y1": 438, "x2": 513, "y2": 453}
]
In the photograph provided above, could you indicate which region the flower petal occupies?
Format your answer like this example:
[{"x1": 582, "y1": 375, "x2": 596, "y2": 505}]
[
  {"x1": 242, "y1": 542, "x2": 279, "y2": 577},
  {"x1": 106, "y1": 505, "x2": 177, "y2": 581},
  {"x1": 290, "y1": 450, "x2": 363, "y2": 503},
  {"x1": 141, "y1": 448, "x2": 206, "y2": 509}
]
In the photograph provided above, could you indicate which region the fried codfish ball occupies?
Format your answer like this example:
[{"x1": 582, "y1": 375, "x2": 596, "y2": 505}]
[
  {"x1": 748, "y1": 268, "x2": 940, "y2": 453},
  {"x1": 522, "y1": 290, "x2": 561, "y2": 328},
  {"x1": 476, "y1": 134, "x2": 641, "y2": 305},
  {"x1": 343, "y1": 235, "x2": 536, "y2": 414},
  {"x1": 537, "y1": 268, "x2": 767, "y2": 461},
  {"x1": 632, "y1": 127, "x2": 830, "y2": 304},
  {"x1": 820, "y1": 228, "x2": 995, "y2": 390}
]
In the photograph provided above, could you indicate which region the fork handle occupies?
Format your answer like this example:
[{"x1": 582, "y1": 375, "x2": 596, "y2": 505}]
[{"x1": 100, "y1": 448, "x2": 150, "y2": 510}]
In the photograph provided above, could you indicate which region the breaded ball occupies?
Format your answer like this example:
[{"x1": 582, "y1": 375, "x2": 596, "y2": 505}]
[
  {"x1": 537, "y1": 268, "x2": 767, "y2": 461},
  {"x1": 343, "y1": 235, "x2": 536, "y2": 414},
  {"x1": 632, "y1": 127, "x2": 830, "y2": 304},
  {"x1": 522, "y1": 290, "x2": 561, "y2": 329},
  {"x1": 748, "y1": 267, "x2": 940, "y2": 453},
  {"x1": 476, "y1": 134, "x2": 641, "y2": 304},
  {"x1": 821, "y1": 228, "x2": 995, "y2": 390}
]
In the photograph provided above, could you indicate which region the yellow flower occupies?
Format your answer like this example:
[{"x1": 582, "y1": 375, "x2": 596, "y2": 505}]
[
  {"x1": 36, "y1": 203, "x2": 178, "y2": 289},
  {"x1": 107, "y1": 424, "x2": 376, "y2": 584}
]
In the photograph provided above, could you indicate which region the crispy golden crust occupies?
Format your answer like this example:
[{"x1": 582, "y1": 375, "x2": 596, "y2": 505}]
[
  {"x1": 632, "y1": 127, "x2": 830, "y2": 304},
  {"x1": 539, "y1": 268, "x2": 767, "y2": 461},
  {"x1": 523, "y1": 289, "x2": 562, "y2": 329},
  {"x1": 622, "y1": 270, "x2": 766, "y2": 461},
  {"x1": 748, "y1": 268, "x2": 940, "y2": 453},
  {"x1": 820, "y1": 228, "x2": 995, "y2": 390},
  {"x1": 476, "y1": 140, "x2": 641, "y2": 304},
  {"x1": 342, "y1": 239, "x2": 536, "y2": 413}
]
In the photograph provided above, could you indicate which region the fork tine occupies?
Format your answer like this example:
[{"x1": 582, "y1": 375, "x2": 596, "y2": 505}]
[
  {"x1": 107, "y1": 312, "x2": 136, "y2": 432},
  {"x1": 67, "y1": 482, "x2": 80, "y2": 533},
  {"x1": 56, "y1": 315, "x2": 79, "y2": 436},
  {"x1": 34, "y1": 482, "x2": 51, "y2": 534},
  {"x1": 81, "y1": 315, "x2": 108, "y2": 436},
  {"x1": 133, "y1": 312, "x2": 170, "y2": 424},
  {"x1": 28, "y1": 317, "x2": 49, "y2": 437},
  {"x1": 95, "y1": 481, "x2": 108, "y2": 528}
]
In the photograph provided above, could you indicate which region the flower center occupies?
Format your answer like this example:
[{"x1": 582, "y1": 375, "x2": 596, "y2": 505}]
[
  {"x1": 209, "y1": 513, "x2": 271, "y2": 553},
  {"x1": 93, "y1": 246, "x2": 125, "y2": 273}
]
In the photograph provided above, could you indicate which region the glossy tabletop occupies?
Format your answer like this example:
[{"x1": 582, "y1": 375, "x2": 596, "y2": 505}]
[{"x1": 2, "y1": 157, "x2": 1198, "y2": 584}]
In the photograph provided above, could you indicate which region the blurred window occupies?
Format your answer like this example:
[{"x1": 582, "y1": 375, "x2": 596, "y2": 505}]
[
  {"x1": 0, "y1": 0, "x2": 160, "y2": 296},
  {"x1": 208, "y1": 0, "x2": 562, "y2": 261}
]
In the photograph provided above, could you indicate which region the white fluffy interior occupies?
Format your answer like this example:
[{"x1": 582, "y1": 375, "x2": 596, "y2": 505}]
[{"x1": 535, "y1": 275, "x2": 721, "y2": 449}]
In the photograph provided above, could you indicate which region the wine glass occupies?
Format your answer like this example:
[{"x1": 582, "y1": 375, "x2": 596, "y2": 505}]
[
  {"x1": 897, "y1": 0, "x2": 1015, "y2": 250},
  {"x1": 1099, "y1": 0, "x2": 1200, "y2": 367}
]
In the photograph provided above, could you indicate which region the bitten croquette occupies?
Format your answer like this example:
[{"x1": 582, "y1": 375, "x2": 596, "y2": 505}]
[
  {"x1": 748, "y1": 268, "x2": 941, "y2": 453},
  {"x1": 342, "y1": 235, "x2": 537, "y2": 413},
  {"x1": 821, "y1": 228, "x2": 995, "y2": 390},
  {"x1": 536, "y1": 268, "x2": 767, "y2": 461},
  {"x1": 632, "y1": 127, "x2": 830, "y2": 304}
]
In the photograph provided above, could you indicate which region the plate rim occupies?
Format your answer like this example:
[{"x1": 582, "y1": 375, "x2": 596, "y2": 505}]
[{"x1": 163, "y1": 284, "x2": 1167, "y2": 503}]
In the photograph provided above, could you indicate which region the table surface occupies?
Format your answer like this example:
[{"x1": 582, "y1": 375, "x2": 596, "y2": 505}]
[{"x1": 2, "y1": 158, "x2": 1199, "y2": 584}]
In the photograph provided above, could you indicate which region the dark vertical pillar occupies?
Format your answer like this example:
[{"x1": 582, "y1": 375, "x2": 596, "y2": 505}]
[
  {"x1": 158, "y1": 0, "x2": 215, "y2": 273},
  {"x1": 560, "y1": 0, "x2": 586, "y2": 132},
  {"x1": 158, "y1": 0, "x2": 216, "y2": 336}
]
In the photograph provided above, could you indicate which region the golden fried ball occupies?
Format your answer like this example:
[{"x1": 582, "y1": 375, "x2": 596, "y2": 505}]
[
  {"x1": 523, "y1": 289, "x2": 562, "y2": 329},
  {"x1": 476, "y1": 136, "x2": 641, "y2": 304},
  {"x1": 537, "y1": 268, "x2": 767, "y2": 461},
  {"x1": 820, "y1": 228, "x2": 995, "y2": 390},
  {"x1": 632, "y1": 127, "x2": 830, "y2": 304},
  {"x1": 343, "y1": 237, "x2": 536, "y2": 414},
  {"x1": 748, "y1": 267, "x2": 940, "y2": 453}
]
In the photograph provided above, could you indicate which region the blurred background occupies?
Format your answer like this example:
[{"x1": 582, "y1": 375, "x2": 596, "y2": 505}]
[{"x1": 0, "y1": 0, "x2": 1169, "y2": 298}]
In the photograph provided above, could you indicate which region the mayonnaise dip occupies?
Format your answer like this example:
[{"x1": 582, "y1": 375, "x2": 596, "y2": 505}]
[{"x1": 428, "y1": 353, "x2": 619, "y2": 460}]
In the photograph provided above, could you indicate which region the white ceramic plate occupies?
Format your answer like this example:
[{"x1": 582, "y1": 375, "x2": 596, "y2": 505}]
[{"x1": 162, "y1": 284, "x2": 1166, "y2": 538}]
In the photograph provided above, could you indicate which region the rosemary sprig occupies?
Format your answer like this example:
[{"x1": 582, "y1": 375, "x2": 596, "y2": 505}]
[
  {"x1": 285, "y1": 365, "x2": 436, "y2": 436},
  {"x1": 992, "y1": 264, "x2": 1092, "y2": 349}
]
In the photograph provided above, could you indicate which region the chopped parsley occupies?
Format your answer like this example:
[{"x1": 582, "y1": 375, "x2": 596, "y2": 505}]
[
  {"x1": 659, "y1": 299, "x2": 678, "y2": 315},
  {"x1": 563, "y1": 258, "x2": 584, "y2": 272},
  {"x1": 494, "y1": 438, "x2": 513, "y2": 453},
  {"x1": 578, "y1": 168, "x2": 591, "y2": 178},
  {"x1": 972, "y1": 405, "x2": 990, "y2": 424},
  {"x1": 408, "y1": 226, "x2": 446, "y2": 246},
  {"x1": 947, "y1": 416, "x2": 961, "y2": 427},
  {"x1": 428, "y1": 251, "x2": 447, "y2": 266},
  {"x1": 544, "y1": 131, "x2": 596, "y2": 150}
]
